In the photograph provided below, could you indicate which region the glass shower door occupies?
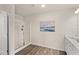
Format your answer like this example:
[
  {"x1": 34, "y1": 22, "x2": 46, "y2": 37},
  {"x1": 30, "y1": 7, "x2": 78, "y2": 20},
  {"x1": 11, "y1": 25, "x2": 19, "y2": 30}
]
[{"x1": 0, "y1": 10, "x2": 7, "y2": 55}]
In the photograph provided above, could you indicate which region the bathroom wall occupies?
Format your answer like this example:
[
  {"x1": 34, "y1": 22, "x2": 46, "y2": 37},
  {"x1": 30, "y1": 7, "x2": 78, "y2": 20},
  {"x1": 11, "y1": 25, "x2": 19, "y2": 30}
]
[
  {"x1": 25, "y1": 9, "x2": 75, "y2": 51},
  {"x1": 64, "y1": 12, "x2": 79, "y2": 36},
  {"x1": 24, "y1": 17, "x2": 31, "y2": 44}
]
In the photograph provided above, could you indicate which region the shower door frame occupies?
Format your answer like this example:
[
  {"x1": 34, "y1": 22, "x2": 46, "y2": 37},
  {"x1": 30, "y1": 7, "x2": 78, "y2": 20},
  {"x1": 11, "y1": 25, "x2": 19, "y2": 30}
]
[{"x1": 7, "y1": 15, "x2": 9, "y2": 55}]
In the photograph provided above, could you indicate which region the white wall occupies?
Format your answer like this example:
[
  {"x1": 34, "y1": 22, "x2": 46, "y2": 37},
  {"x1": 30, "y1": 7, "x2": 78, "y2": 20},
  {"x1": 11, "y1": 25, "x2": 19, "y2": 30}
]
[
  {"x1": 24, "y1": 17, "x2": 31, "y2": 44},
  {"x1": 25, "y1": 10, "x2": 75, "y2": 51},
  {"x1": 64, "y1": 12, "x2": 79, "y2": 37}
]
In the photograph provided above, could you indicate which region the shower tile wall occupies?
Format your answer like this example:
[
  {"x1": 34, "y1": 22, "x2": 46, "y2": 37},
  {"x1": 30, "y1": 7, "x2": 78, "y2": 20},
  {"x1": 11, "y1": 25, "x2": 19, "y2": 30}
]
[{"x1": 15, "y1": 18, "x2": 25, "y2": 50}]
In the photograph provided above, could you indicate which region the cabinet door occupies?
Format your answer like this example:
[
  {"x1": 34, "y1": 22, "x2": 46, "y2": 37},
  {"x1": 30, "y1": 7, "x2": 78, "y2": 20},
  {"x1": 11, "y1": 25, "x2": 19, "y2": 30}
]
[{"x1": 0, "y1": 11, "x2": 7, "y2": 55}]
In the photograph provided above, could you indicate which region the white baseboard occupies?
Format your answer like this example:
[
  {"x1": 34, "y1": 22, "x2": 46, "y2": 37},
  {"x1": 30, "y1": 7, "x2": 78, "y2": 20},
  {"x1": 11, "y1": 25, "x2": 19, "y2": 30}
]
[
  {"x1": 14, "y1": 42, "x2": 31, "y2": 54},
  {"x1": 32, "y1": 43, "x2": 64, "y2": 51}
]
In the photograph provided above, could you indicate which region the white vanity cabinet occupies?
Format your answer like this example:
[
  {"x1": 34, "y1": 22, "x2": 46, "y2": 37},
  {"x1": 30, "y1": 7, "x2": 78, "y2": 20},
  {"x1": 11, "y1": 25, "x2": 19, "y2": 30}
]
[{"x1": 65, "y1": 36, "x2": 79, "y2": 55}]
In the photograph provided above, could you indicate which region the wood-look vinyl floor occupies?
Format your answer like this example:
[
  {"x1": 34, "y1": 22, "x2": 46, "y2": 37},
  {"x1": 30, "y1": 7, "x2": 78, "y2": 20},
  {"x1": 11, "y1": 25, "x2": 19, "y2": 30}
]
[{"x1": 16, "y1": 44, "x2": 66, "y2": 55}]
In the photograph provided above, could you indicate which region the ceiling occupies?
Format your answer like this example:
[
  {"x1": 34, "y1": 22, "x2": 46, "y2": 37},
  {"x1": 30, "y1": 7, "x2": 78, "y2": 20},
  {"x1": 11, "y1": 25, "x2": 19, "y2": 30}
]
[{"x1": 15, "y1": 4, "x2": 79, "y2": 17}]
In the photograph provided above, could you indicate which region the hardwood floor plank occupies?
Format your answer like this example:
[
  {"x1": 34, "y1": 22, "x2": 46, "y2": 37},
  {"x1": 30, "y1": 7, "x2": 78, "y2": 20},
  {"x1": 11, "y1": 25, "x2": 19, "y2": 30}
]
[{"x1": 16, "y1": 44, "x2": 66, "y2": 55}]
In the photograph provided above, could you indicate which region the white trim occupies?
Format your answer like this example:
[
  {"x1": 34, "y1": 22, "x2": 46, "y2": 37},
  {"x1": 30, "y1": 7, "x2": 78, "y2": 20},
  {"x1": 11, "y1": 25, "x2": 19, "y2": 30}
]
[
  {"x1": 32, "y1": 43, "x2": 64, "y2": 51},
  {"x1": 14, "y1": 42, "x2": 31, "y2": 54}
]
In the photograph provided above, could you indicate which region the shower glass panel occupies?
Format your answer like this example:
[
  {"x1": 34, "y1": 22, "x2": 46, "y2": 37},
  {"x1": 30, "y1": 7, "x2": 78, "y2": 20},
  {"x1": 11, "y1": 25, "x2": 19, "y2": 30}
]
[{"x1": 0, "y1": 10, "x2": 7, "y2": 55}]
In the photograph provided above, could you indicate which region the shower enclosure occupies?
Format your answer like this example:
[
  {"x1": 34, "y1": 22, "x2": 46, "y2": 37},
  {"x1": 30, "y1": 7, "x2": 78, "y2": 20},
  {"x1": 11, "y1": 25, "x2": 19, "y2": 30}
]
[{"x1": 15, "y1": 17, "x2": 25, "y2": 53}]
